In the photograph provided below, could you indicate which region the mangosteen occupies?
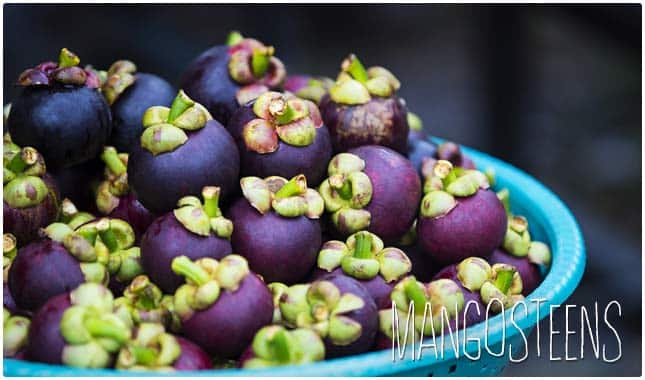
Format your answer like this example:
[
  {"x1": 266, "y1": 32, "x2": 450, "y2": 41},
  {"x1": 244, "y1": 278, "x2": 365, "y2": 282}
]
[
  {"x1": 478, "y1": 263, "x2": 525, "y2": 314},
  {"x1": 115, "y1": 322, "x2": 211, "y2": 371},
  {"x1": 418, "y1": 141, "x2": 477, "y2": 181},
  {"x1": 26, "y1": 283, "x2": 131, "y2": 367},
  {"x1": 4, "y1": 307, "x2": 30, "y2": 358},
  {"x1": 128, "y1": 90, "x2": 240, "y2": 214},
  {"x1": 394, "y1": 221, "x2": 438, "y2": 282},
  {"x1": 171, "y1": 255, "x2": 274, "y2": 358},
  {"x1": 140, "y1": 186, "x2": 234, "y2": 293},
  {"x1": 227, "y1": 91, "x2": 332, "y2": 186},
  {"x1": 3, "y1": 143, "x2": 60, "y2": 245},
  {"x1": 284, "y1": 75, "x2": 333, "y2": 105},
  {"x1": 417, "y1": 160, "x2": 507, "y2": 266},
  {"x1": 100, "y1": 60, "x2": 176, "y2": 152},
  {"x1": 277, "y1": 274, "x2": 378, "y2": 358},
  {"x1": 240, "y1": 325, "x2": 325, "y2": 368},
  {"x1": 319, "y1": 54, "x2": 408, "y2": 153},
  {"x1": 96, "y1": 146, "x2": 156, "y2": 241},
  {"x1": 8, "y1": 48, "x2": 112, "y2": 169},
  {"x1": 311, "y1": 231, "x2": 412, "y2": 309},
  {"x1": 318, "y1": 145, "x2": 421, "y2": 243},
  {"x1": 228, "y1": 175, "x2": 324, "y2": 284},
  {"x1": 114, "y1": 275, "x2": 179, "y2": 332},
  {"x1": 180, "y1": 31, "x2": 287, "y2": 125},
  {"x1": 49, "y1": 158, "x2": 103, "y2": 214}
]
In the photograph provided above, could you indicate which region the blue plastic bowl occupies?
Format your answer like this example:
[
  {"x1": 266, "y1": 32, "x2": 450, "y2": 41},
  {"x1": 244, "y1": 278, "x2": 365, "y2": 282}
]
[{"x1": 4, "y1": 141, "x2": 585, "y2": 377}]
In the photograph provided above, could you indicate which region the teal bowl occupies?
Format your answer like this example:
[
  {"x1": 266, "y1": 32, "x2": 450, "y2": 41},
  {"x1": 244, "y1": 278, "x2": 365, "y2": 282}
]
[{"x1": 4, "y1": 140, "x2": 586, "y2": 377}]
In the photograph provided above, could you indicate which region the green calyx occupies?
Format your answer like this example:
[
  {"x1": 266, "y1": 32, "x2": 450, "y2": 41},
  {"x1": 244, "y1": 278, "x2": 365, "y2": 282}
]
[
  {"x1": 480, "y1": 263, "x2": 524, "y2": 314},
  {"x1": 456, "y1": 257, "x2": 492, "y2": 292},
  {"x1": 226, "y1": 30, "x2": 244, "y2": 46},
  {"x1": 293, "y1": 77, "x2": 334, "y2": 104},
  {"x1": 278, "y1": 281, "x2": 365, "y2": 346},
  {"x1": 3, "y1": 308, "x2": 30, "y2": 358},
  {"x1": 317, "y1": 231, "x2": 411, "y2": 283},
  {"x1": 243, "y1": 92, "x2": 322, "y2": 153},
  {"x1": 172, "y1": 255, "x2": 250, "y2": 320},
  {"x1": 3, "y1": 233, "x2": 17, "y2": 280},
  {"x1": 96, "y1": 146, "x2": 129, "y2": 215},
  {"x1": 268, "y1": 282, "x2": 289, "y2": 323},
  {"x1": 227, "y1": 37, "x2": 286, "y2": 87},
  {"x1": 3, "y1": 146, "x2": 50, "y2": 209},
  {"x1": 173, "y1": 186, "x2": 234, "y2": 239},
  {"x1": 140, "y1": 90, "x2": 213, "y2": 155},
  {"x1": 329, "y1": 54, "x2": 401, "y2": 105},
  {"x1": 114, "y1": 275, "x2": 178, "y2": 331},
  {"x1": 60, "y1": 283, "x2": 131, "y2": 368},
  {"x1": 240, "y1": 175, "x2": 324, "y2": 219},
  {"x1": 503, "y1": 215, "x2": 532, "y2": 257},
  {"x1": 407, "y1": 112, "x2": 423, "y2": 132},
  {"x1": 243, "y1": 325, "x2": 325, "y2": 368},
  {"x1": 60, "y1": 198, "x2": 95, "y2": 230},
  {"x1": 116, "y1": 322, "x2": 181, "y2": 371},
  {"x1": 319, "y1": 153, "x2": 374, "y2": 236},
  {"x1": 528, "y1": 241, "x2": 552, "y2": 267},
  {"x1": 102, "y1": 60, "x2": 137, "y2": 105}
]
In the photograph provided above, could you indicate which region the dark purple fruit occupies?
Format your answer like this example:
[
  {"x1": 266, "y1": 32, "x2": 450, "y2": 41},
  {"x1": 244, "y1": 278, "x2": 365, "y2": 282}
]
[
  {"x1": 25, "y1": 292, "x2": 71, "y2": 364},
  {"x1": 283, "y1": 75, "x2": 333, "y2": 105},
  {"x1": 418, "y1": 141, "x2": 476, "y2": 180},
  {"x1": 172, "y1": 255, "x2": 273, "y2": 359},
  {"x1": 174, "y1": 337, "x2": 213, "y2": 370},
  {"x1": 239, "y1": 325, "x2": 325, "y2": 368},
  {"x1": 8, "y1": 49, "x2": 111, "y2": 169},
  {"x1": 227, "y1": 91, "x2": 332, "y2": 186},
  {"x1": 319, "y1": 145, "x2": 421, "y2": 244},
  {"x1": 229, "y1": 175, "x2": 324, "y2": 284},
  {"x1": 140, "y1": 187, "x2": 233, "y2": 293},
  {"x1": 180, "y1": 32, "x2": 286, "y2": 125},
  {"x1": 128, "y1": 91, "x2": 240, "y2": 214},
  {"x1": 50, "y1": 158, "x2": 103, "y2": 214},
  {"x1": 319, "y1": 55, "x2": 408, "y2": 153}
]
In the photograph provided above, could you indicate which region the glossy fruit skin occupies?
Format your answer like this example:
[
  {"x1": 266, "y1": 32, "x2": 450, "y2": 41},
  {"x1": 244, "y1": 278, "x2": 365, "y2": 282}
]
[
  {"x1": 180, "y1": 273, "x2": 273, "y2": 359},
  {"x1": 227, "y1": 103, "x2": 333, "y2": 186},
  {"x1": 109, "y1": 73, "x2": 175, "y2": 153},
  {"x1": 316, "y1": 274, "x2": 378, "y2": 358},
  {"x1": 228, "y1": 198, "x2": 321, "y2": 284},
  {"x1": 348, "y1": 145, "x2": 421, "y2": 244},
  {"x1": 173, "y1": 336, "x2": 213, "y2": 370},
  {"x1": 25, "y1": 293, "x2": 71, "y2": 364},
  {"x1": 140, "y1": 212, "x2": 232, "y2": 294},
  {"x1": 417, "y1": 189, "x2": 507, "y2": 266},
  {"x1": 489, "y1": 248, "x2": 541, "y2": 296},
  {"x1": 8, "y1": 85, "x2": 112, "y2": 170},
  {"x1": 433, "y1": 264, "x2": 486, "y2": 328},
  {"x1": 179, "y1": 45, "x2": 246, "y2": 125},
  {"x1": 8, "y1": 240, "x2": 84, "y2": 312},
  {"x1": 310, "y1": 268, "x2": 393, "y2": 310},
  {"x1": 108, "y1": 193, "x2": 156, "y2": 243},
  {"x1": 128, "y1": 119, "x2": 240, "y2": 214},
  {"x1": 50, "y1": 158, "x2": 103, "y2": 214},
  {"x1": 3, "y1": 174, "x2": 60, "y2": 246},
  {"x1": 319, "y1": 95, "x2": 409, "y2": 154}
]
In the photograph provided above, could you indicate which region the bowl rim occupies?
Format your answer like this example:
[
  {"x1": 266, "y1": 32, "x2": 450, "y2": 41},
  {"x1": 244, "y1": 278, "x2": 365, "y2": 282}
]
[{"x1": 4, "y1": 139, "x2": 586, "y2": 377}]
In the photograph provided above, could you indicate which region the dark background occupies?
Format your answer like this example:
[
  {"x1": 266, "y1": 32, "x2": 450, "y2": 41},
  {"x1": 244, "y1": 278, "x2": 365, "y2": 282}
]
[{"x1": 4, "y1": 4, "x2": 641, "y2": 376}]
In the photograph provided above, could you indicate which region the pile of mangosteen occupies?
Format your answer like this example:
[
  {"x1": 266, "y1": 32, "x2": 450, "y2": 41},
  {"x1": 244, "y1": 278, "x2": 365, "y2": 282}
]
[{"x1": 3, "y1": 32, "x2": 552, "y2": 371}]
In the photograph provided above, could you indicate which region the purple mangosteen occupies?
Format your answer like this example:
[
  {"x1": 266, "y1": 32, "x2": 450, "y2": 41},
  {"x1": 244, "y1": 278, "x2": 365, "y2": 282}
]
[
  {"x1": 319, "y1": 55, "x2": 408, "y2": 153},
  {"x1": 416, "y1": 160, "x2": 507, "y2": 266},
  {"x1": 180, "y1": 31, "x2": 287, "y2": 125},
  {"x1": 227, "y1": 91, "x2": 332, "y2": 186},
  {"x1": 311, "y1": 231, "x2": 412, "y2": 309},
  {"x1": 419, "y1": 141, "x2": 476, "y2": 180},
  {"x1": 283, "y1": 75, "x2": 333, "y2": 105},
  {"x1": 49, "y1": 158, "x2": 103, "y2": 214},
  {"x1": 278, "y1": 274, "x2": 378, "y2": 358},
  {"x1": 4, "y1": 307, "x2": 30, "y2": 359},
  {"x1": 319, "y1": 145, "x2": 421, "y2": 244},
  {"x1": 171, "y1": 255, "x2": 273, "y2": 358},
  {"x1": 239, "y1": 325, "x2": 325, "y2": 368},
  {"x1": 114, "y1": 275, "x2": 179, "y2": 332},
  {"x1": 128, "y1": 90, "x2": 240, "y2": 214},
  {"x1": 3, "y1": 142, "x2": 60, "y2": 246},
  {"x1": 140, "y1": 186, "x2": 233, "y2": 294},
  {"x1": 228, "y1": 175, "x2": 324, "y2": 284},
  {"x1": 8, "y1": 49, "x2": 111, "y2": 170}
]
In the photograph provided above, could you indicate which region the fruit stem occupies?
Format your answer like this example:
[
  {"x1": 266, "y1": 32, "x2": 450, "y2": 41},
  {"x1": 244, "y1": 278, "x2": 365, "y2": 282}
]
[
  {"x1": 269, "y1": 98, "x2": 298, "y2": 125},
  {"x1": 202, "y1": 186, "x2": 222, "y2": 218},
  {"x1": 274, "y1": 175, "x2": 307, "y2": 199},
  {"x1": 251, "y1": 46, "x2": 274, "y2": 78},
  {"x1": 494, "y1": 269, "x2": 514, "y2": 294},
  {"x1": 353, "y1": 232, "x2": 373, "y2": 259},
  {"x1": 7, "y1": 147, "x2": 38, "y2": 174},
  {"x1": 226, "y1": 31, "x2": 244, "y2": 46},
  {"x1": 404, "y1": 279, "x2": 427, "y2": 312},
  {"x1": 59, "y1": 48, "x2": 80, "y2": 68},
  {"x1": 84, "y1": 317, "x2": 129, "y2": 344},
  {"x1": 341, "y1": 54, "x2": 369, "y2": 84},
  {"x1": 167, "y1": 90, "x2": 194, "y2": 123},
  {"x1": 329, "y1": 175, "x2": 353, "y2": 200},
  {"x1": 100, "y1": 147, "x2": 126, "y2": 176},
  {"x1": 96, "y1": 219, "x2": 119, "y2": 252},
  {"x1": 171, "y1": 256, "x2": 210, "y2": 286}
]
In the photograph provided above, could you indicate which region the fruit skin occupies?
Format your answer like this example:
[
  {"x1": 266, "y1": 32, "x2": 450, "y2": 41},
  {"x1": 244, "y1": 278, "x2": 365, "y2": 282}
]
[
  {"x1": 140, "y1": 212, "x2": 232, "y2": 294},
  {"x1": 348, "y1": 145, "x2": 421, "y2": 244},
  {"x1": 50, "y1": 158, "x2": 103, "y2": 214},
  {"x1": 173, "y1": 336, "x2": 213, "y2": 370},
  {"x1": 180, "y1": 273, "x2": 273, "y2": 359},
  {"x1": 227, "y1": 103, "x2": 333, "y2": 186},
  {"x1": 107, "y1": 193, "x2": 156, "y2": 243},
  {"x1": 319, "y1": 95, "x2": 409, "y2": 154},
  {"x1": 109, "y1": 73, "x2": 176, "y2": 153},
  {"x1": 228, "y1": 198, "x2": 321, "y2": 284},
  {"x1": 400, "y1": 242, "x2": 437, "y2": 282},
  {"x1": 417, "y1": 189, "x2": 507, "y2": 266},
  {"x1": 128, "y1": 119, "x2": 240, "y2": 214},
  {"x1": 8, "y1": 240, "x2": 84, "y2": 312},
  {"x1": 432, "y1": 264, "x2": 485, "y2": 328},
  {"x1": 310, "y1": 268, "x2": 393, "y2": 310},
  {"x1": 317, "y1": 274, "x2": 378, "y2": 358},
  {"x1": 24, "y1": 293, "x2": 71, "y2": 364},
  {"x1": 8, "y1": 85, "x2": 112, "y2": 170},
  {"x1": 407, "y1": 138, "x2": 437, "y2": 175},
  {"x1": 3, "y1": 174, "x2": 60, "y2": 246},
  {"x1": 489, "y1": 248, "x2": 541, "y2": 296}
]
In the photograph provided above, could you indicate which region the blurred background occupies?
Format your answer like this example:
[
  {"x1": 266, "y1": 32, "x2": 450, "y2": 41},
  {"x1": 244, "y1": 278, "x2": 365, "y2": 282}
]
[{"x1": 3, "y1": 4, "x2": 641, "y2": 376}]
